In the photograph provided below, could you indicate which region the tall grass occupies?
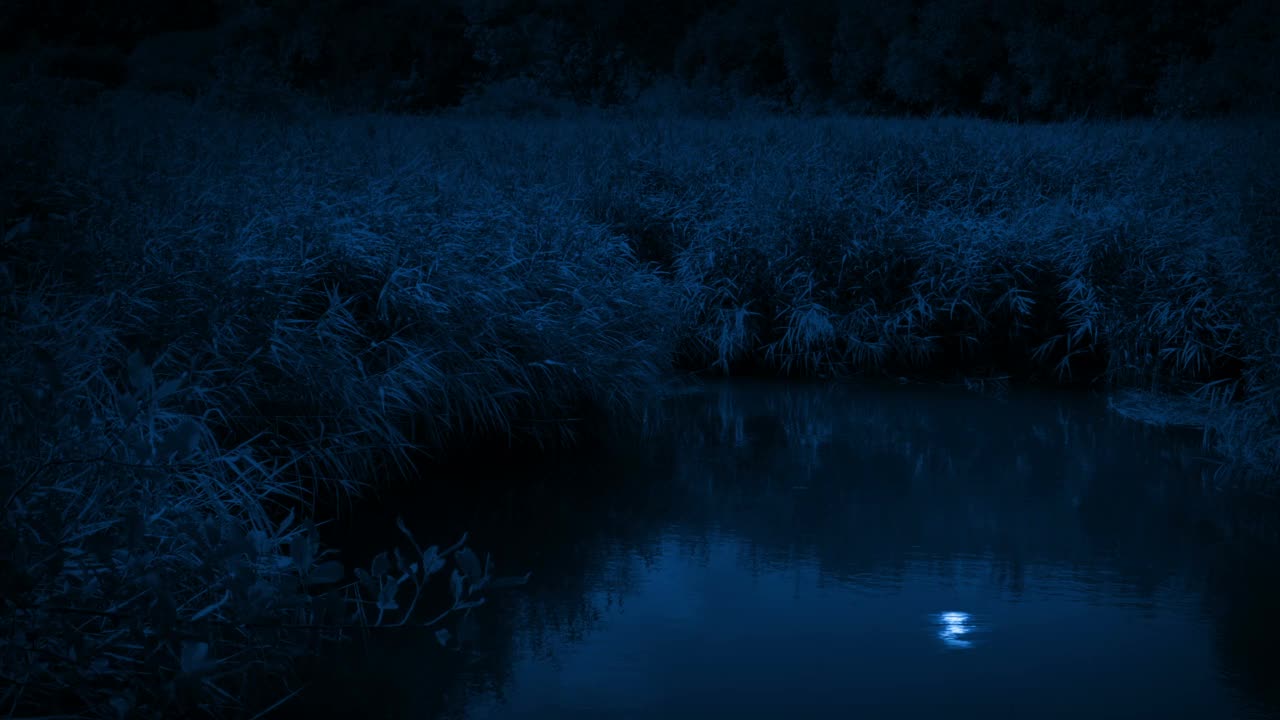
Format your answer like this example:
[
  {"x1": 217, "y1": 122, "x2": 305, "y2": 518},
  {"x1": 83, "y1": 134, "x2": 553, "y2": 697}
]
[{"x1": 2, "y1": 85, "x2": 1276, "y2": 717}]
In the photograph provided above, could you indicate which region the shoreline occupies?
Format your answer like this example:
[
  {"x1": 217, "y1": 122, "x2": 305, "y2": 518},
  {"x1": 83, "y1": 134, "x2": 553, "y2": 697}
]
[{"x1": 3, "y1": 92, "x2": 1276, "y2": 718}]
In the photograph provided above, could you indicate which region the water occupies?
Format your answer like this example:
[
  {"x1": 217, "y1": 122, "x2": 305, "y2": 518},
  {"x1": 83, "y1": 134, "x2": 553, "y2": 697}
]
[{"x1": 302, "y1": 379, "x2": 1280, "y2": 719}]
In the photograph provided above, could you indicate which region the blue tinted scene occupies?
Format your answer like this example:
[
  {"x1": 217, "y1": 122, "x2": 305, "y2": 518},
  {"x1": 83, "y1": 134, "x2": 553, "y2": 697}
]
[
  {"x1": 2, "y1": 1, "x2": 1277, "y2": 718},
  {"x1": 300, "y1": 381, "x2": 1280, "y2": 719}
]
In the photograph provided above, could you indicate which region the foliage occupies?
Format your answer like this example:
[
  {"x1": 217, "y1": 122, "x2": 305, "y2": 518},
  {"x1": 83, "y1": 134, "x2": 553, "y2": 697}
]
[
  {"x1": 8, "y1": 0, "x2": 1277, "y2": 118},
  {"x1": 0, "y1": 324, "x2": 526, "y2": 717},
  {"x1": 3, "y1": 86, "x2": 1278, "y2": 715}
]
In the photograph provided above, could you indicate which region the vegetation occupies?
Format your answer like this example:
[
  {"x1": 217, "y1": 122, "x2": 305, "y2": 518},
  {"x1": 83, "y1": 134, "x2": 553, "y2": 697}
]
[
  {"x1": 2, "y1": 81, "x2": 1276, "y2": 717},
  {"x1": 8, "y1": 0, "x2": 1278, "y2": 120}
]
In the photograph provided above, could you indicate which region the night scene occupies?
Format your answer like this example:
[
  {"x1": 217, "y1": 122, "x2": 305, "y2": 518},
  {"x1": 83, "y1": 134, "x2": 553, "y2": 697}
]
[{"x1": 1, "y1": 1, "x2": 1278, "y2": 718}]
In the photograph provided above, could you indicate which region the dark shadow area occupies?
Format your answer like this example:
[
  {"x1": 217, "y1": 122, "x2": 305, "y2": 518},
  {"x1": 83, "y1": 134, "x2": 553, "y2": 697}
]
[{"x1": 4, "y1": 0, "x2": 1277, "y2": 119}]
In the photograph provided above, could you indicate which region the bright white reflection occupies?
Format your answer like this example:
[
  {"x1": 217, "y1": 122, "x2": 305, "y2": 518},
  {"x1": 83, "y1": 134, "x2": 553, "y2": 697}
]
[{"x1": 934, "y1": 611, "x2": 974, "y2": 649}]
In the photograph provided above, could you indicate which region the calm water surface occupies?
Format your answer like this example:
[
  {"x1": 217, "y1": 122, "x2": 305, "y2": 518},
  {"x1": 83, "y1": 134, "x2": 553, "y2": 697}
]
[{"x1": 303, "y1": 380, "x2": 1280, "y2": 719}]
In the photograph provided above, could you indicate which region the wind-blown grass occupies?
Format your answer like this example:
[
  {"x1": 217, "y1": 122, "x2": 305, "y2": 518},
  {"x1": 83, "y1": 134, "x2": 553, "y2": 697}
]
[{"x1": 2, "y1": 85, "x2": 1276, "y2": 717}]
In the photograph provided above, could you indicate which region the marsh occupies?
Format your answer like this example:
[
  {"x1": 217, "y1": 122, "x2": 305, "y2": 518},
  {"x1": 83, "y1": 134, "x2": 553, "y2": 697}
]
[
  {"x1": 302, "y1": 379, "x2": 1280, "y2": 719},
  {"x1": 5, "y1": 43, "x2": 1276, "y2": 716}
]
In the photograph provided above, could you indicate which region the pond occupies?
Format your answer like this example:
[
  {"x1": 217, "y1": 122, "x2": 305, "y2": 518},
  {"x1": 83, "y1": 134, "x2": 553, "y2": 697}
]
[{"x1": 299, "y1": 379, "x2": 1280, "y2": 719}]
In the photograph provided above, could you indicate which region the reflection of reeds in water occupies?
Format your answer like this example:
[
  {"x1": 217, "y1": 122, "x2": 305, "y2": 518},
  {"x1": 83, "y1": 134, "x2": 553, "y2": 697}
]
[
  {"x1": 654, "y1": 381, "x2": 1215, "y2": 498},
  {"x1": 1107, "y1": 388, "x2": 1215, "y2": 429}
]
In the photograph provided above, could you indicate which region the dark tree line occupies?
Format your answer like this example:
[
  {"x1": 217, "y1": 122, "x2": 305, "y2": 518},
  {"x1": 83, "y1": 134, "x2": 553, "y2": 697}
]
[{"x1": 5, "y1": 0, "x2": 1277, "y2": 118}]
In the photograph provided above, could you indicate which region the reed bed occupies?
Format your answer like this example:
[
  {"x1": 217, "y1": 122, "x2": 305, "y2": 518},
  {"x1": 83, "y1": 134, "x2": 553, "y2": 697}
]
[{"x1": 2, "y1": 87, "x2": 1276, "y2": 717}]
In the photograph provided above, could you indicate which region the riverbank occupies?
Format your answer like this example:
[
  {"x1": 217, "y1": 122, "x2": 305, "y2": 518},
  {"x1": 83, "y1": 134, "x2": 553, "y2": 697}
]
[{"x1": 3, "y1": 87, "x2": 1276, "y2": 717}]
